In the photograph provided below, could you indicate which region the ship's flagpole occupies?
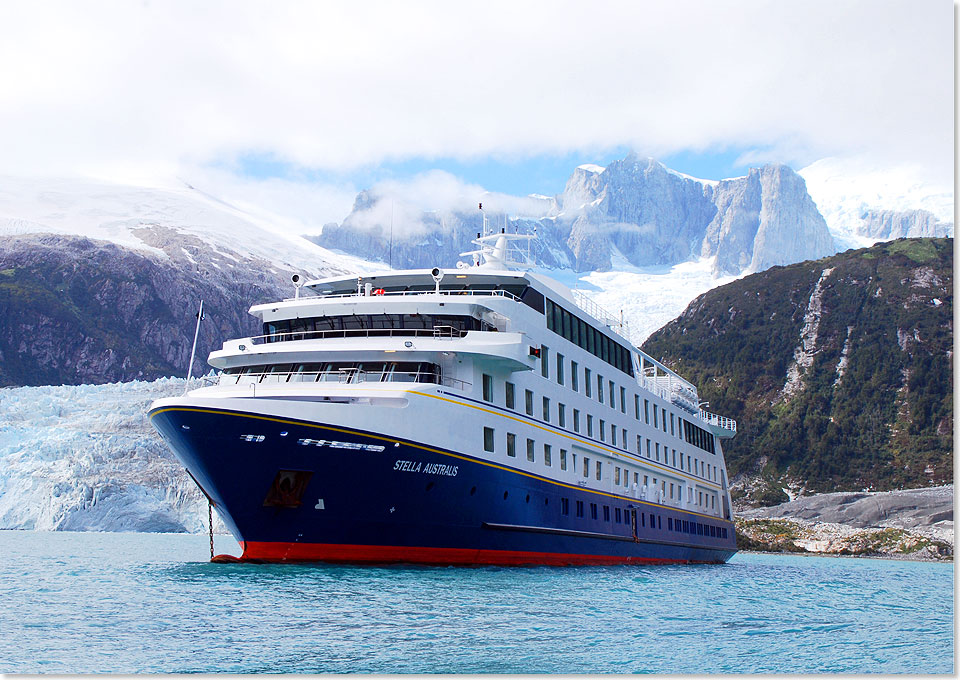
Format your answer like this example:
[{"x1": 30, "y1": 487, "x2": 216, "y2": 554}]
[{"x1": 184, "y1": 299, "x2": 204, "y2": 394}]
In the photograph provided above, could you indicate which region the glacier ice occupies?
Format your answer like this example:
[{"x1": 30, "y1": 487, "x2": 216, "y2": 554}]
[{"x1": 0, "y1": 378, "x2": 222, "y2": 534}]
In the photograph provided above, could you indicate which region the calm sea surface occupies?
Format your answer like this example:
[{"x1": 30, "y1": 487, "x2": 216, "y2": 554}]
[{"x1": 0, "y1": 530, "x2": 952, "y2": 674}]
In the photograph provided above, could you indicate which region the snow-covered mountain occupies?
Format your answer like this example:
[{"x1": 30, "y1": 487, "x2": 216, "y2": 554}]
[
  {"x1": 799, "y1": 157, "x2": 954, "y2": 250},
  {"x1": 316, "y1": 154, "x2": 839, "y2": 276},
  {"x1": 0, "y1": 175, "x2": 373, "y2": 274},
  {"x1": 0, "y1": 176, "x2": 382, "y2": 386}
]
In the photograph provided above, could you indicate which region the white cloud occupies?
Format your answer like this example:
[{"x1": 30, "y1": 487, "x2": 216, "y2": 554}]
[
  {"x1": 0, "y1": 0, "x2": 951, "y2": 196},
  {"x1": 342, "y1": 170, "x2": 556, "y2": 236},
  {"x1": 177, "y1": 166, "x2": 358, "y2": 236}
]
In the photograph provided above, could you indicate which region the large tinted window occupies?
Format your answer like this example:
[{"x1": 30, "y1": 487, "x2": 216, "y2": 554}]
[
  {"x1": 544, "y1": 299, "x2": 634, "y2": 377},
  {"x1": 264, "y1": 314, "x2": 492, "y2": 341}
]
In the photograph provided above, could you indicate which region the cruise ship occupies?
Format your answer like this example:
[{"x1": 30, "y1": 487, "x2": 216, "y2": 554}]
[{"x1": 149, "y1": 230, "x2": 738, "y2": 565}]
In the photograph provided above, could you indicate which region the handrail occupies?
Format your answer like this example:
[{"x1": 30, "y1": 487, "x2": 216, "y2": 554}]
[
  {"x1": 571, "y1": 289, "x2": 632, "y2": 341},
  {"x1": 293, "y1": 288, "x2": 522, "y2": 302},
  {"x1": 699, "y1": 411, "x2": 737, "y2": 432},
  {"x1": 206, "y1": 368, "x2": 471, "y2": 390}
]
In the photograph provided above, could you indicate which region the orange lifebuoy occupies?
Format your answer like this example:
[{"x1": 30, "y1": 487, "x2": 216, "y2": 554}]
[{"x1": 373, "y1": 288, "x2": 385, "y2": 296}]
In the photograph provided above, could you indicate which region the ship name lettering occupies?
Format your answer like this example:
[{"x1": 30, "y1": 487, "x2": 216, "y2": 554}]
[
  {"x1": 422, "y1": 463, "x2": 458, "y2": 477},
  {"x1": 393, "y1": 459, "x2": 422, "y2": 472}
]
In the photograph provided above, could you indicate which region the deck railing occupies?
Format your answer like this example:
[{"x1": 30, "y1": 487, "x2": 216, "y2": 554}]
[
  {"x1": 699, "y1": 411, "x2": 737, "y2": 432},
  {"x1": 295, "y1": 288, "x2": 522, "y2": 303}
]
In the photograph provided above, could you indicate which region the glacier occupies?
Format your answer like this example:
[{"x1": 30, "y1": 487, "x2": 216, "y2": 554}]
[{"x1": 0, "y1": 378, "x2": 219, "y2": 534}]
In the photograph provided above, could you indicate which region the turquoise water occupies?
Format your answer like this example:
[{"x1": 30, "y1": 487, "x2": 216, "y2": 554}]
[{"x1": 0, "y1": 530, "x2": 952, "y2": 674}]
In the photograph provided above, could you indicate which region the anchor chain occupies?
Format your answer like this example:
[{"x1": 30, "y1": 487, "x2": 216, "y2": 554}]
[{"x1": 208, "y1": 499, "x2": 215, "y2": 560}]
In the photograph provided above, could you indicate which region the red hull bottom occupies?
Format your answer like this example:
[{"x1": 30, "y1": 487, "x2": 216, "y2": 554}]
[{"x1": 235, "y1": 541, "x2": 715, "y2": 566}]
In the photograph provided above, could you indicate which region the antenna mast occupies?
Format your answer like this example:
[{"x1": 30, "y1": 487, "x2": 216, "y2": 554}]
[{"x1": 184, "y1": 299, "x2": 203, "y2": 395}]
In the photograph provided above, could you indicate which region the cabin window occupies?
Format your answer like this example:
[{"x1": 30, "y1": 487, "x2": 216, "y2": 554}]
[
  {"x1": 595, "y1": 461, "x2": 602, "y2": 481},
  {"x1": 644, "y1": 399, "x2": 650, "y2": 424},
  {"x1": 587, "y1": 415, "x2": 594, "y2": 438},
  {"x1": 526, "y1": 438, "x2": 535, "y2": 462},
  {"x1": 505, "y1": 382, "x2": 515, "y2": 409},
  {"x1": 620, "y1": 387, "x2": 627, "y2": 414},
  {"x1": 653, "y1": 404, "x2": 658, "y2": 429},
  {"x1": 561, "y1": 498, "x2": 570, "y2": 515},
  {"x1": 670, "y1": 413, "x2": 675, "y2": 436},
  {"x1": 573, "y1": 409, "x2": 580, "y2": 433},
  {"x1": 541, "y1": 346, "x2": 549, "y2": 379},
  {"x1": 556, "y1": 353, "x2": 564, "y2": 385},
  {"x1": 571, "y1": 361, "x2": 579, "y2": 392},
  {"x1": 482, "y1": 374, "x2": 493, "y2": 402},
  {"x1": 608, "y1": 380, "x2": 615, "y2": 409},
  {"x1": 615, "y1": 467, "x2": 621, "y2": 485},
  {"x1": 600, "y1": 419, "x2": 606, "y2": 442},
  {"x1": 544, "y1": 444, "x2": 552, "y2": 467},
  {"x1": 525, "y1": 389, "x2": 534, "y2": 416},
  {"x1": 506, "y1": 433, "x2": 516, "y2": 457},
  {"x1": 583, "y1": 457, "x2": 590, "y2": 478},
  {"x1": 558, "y1": 403, "x2": 566, "y2": 428},
  {"x1": 597, "y1": 374, "x2": 604, "y2": 404},
  {"x1": 560, "y1": 449, "x2": 567, "y2": 471},
  {"x1": 590, "y1": 503, "x2": 598, "y2": 520},
  {"x1": 634, "y1": 394, "x2": 640, "y2": 420},
  {"x1": 542, "y1": 396, "x2": 550, "y2": 422},
  {"x1": 576, "y1": 500, "x2": 584, "y2": 518},
  {"x1": 483, "y1": 427, "x2": 495, "y2": 452},
  {"x1": 584, "y1": 368, "x2": 592, "y2": 397}
]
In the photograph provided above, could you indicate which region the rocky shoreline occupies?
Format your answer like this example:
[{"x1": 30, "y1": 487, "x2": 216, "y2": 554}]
[{"x1": 734, "y1": 486, "x2": 954, "y2": 561}]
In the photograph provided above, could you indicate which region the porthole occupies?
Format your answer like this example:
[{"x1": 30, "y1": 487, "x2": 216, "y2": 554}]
[
  {"x1": 470, "y1": 486, "x2": 477, "y2": 496},
  {"x1": 503, "y1": 491, "x2": 509, "y2": 500},
  {"x1": 525, "y1": 494, "x2": 530, "y2": 503},
  {"x1": 425, "y1": 482, "x2": 435, "y2": 492}
]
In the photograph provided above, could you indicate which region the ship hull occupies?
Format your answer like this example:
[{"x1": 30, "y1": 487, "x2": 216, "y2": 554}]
[{"x1": 150, "y1": 404, "x2": 737, "y2": 566}]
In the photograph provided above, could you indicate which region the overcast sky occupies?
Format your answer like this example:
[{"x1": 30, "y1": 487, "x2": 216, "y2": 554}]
[{"x1": 0, "y1": 0, "x2": 952, "y2": 227}]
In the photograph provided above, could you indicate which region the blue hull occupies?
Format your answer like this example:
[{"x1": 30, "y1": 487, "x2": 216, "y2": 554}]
[{"x1": 150, "y1": 405, "x2": 737, "y2": 565}]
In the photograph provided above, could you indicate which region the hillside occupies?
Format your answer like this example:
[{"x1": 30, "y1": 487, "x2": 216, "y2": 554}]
[
  {"x1": 641, "y1": 238, "x2": 953, "y2": 503},
  {"x1": 0, "y1": 232, "x2": 342, "y2": 386}
]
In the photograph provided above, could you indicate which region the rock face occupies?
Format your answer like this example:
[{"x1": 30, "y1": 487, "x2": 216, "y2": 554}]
[
  {"x1": 642, "y1": 238, "x2": 953, "y2": 497},
  {"x1": 313, "y1": 154, "x2": 838, "y2": 276},
  {"x1": 706, "y1": 165, "x2": 836, "y2": 274},
  {"x1": 0, "y1": 231, "x2": 341, "y2": 386},
  {"x1": 858, "y1": 208, "x2": 953, "y2": 241},
  {"x1": 740, "y1": 486, "x2": 953, "y2": 531},
  {"x1": 735, "y1": 486, "x2": 954, "y2": 561}
]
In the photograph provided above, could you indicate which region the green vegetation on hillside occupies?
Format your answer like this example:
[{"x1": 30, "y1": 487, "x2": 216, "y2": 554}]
[{"x1": 642, "y1": 238, "x2": 953, "y2": 498}]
